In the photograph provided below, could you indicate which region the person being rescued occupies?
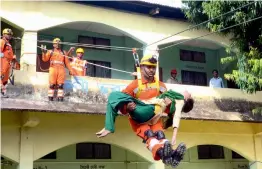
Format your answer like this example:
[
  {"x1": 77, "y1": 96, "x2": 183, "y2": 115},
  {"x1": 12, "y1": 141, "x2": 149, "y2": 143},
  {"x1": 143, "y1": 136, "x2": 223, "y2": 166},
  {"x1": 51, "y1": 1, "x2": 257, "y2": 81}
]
[
  {"x1": 69, "y1": 47, "x2": 88, "y2": 76},
  {"x1": 0, "y1": 28, "x2": 20, "y2": 98},
  {"x1": 41, "y1": 38, "x2": 75, "y2": 102},
  {"x1": 96, "y1": 54, "x2": 194, "y2": 168}
]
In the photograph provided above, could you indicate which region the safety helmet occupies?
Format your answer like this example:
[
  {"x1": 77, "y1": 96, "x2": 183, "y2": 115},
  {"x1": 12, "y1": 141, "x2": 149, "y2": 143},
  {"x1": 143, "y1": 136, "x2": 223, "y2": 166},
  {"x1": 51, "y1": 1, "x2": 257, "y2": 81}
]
[
  {"x1": 53, "y1": 38, "x2": 61, "y2": 44},
  {"x1": 76, "y1": 48, "x2": 84, "y2": 54},
  {"x1": 171, "y1": 69, "x2": 177, "y2": 74},
  {"x1": 2, "y1": 28, "x2": 13, "y2": 35},
  {"x1": 140, "y1": 54, "x2": 158, "y2": 66}
]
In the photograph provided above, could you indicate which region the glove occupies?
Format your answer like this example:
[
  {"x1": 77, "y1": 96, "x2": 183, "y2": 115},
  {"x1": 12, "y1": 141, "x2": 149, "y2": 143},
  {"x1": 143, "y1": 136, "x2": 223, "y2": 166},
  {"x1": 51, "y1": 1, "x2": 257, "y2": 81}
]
[
  {"x1": 69, "y1": 71, "x2": 75, "y2": 76},
  {"x1": 0, "y1": 52, "x2": 4, "y2": 58},
  {"x1": 41, "y1": 44, "x2": 47, "y2": 53}
]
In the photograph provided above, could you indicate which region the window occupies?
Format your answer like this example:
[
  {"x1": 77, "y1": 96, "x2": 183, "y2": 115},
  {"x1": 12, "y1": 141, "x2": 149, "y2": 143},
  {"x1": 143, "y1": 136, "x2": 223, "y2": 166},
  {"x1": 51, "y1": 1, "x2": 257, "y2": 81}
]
[
  {"x1": 40, "y1": 151, "x2": 57, "y2": 159},
  {"x1": 76, "y1": 143, "x2": 111, "y2": 159},
  {"x1": 181, "y1": 70, "x2": 207, "y2": 86},
  {"x1": 86, "y1": 60, "x2": 111, "y2": 78},
  {"x1": 78, "y1": 36, "x2": 111, "y2": 51},
  {"x1": 197, "y1": 145, "x2": 225, "y2": 159},
  {"x1": 180, "y1": 49, "x2": 206, "y2": 63},
  {"x1": 133, "y1": 65, "x2": 163, "y2": 81},
  {"x1": 232, "y1": 151, "x2": 245, "y2": 159}
]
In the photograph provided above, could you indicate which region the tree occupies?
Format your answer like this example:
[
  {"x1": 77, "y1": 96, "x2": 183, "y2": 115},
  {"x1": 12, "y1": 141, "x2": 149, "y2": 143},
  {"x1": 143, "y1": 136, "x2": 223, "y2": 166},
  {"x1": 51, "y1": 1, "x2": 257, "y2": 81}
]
[{"x1": 182, "y1": 1, "x2": 262, "y2": 94}]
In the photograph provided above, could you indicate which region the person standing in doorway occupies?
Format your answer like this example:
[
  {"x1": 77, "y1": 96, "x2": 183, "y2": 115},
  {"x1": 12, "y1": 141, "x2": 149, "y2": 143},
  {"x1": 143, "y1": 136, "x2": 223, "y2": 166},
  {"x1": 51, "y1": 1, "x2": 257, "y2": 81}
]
[
  {"x1": 166, "y1": 69, "x2": 181, "y2": 84},
  {"x1": 209, "y1": 69, "x2": 224, "y2": 88}
]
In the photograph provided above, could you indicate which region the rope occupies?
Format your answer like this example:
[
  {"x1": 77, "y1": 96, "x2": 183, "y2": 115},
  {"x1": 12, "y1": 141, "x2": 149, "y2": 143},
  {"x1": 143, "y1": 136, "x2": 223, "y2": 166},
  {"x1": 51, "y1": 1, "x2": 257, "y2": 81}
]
[
  {"x1": 37, "y1": 45, "x2": 133, "y2": 74},
  {"x1": 11, "y1": 36, "x2": 139, "y2": 52},
  {"x1": 143, "y1": 1, "x2": 256, "y2": 49},
  {"x1": 159, "y1": 15, "x2": 262, "y2": 51}
]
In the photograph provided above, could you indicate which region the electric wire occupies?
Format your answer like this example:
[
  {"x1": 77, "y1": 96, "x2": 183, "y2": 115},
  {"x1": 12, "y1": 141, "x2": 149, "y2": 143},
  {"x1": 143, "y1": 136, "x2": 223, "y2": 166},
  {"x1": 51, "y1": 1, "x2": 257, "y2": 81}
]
[
  {"x1": 143, "y1": 1, "x2": 256, "y2": 49},
  {"x1": 159, "y1": 15, "x2": 262, "y2": 51}
]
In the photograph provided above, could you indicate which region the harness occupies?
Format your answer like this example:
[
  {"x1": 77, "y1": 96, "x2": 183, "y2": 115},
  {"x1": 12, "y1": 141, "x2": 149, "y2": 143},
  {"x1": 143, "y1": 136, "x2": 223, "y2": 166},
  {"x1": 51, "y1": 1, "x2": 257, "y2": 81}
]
[
  {"x1": 71, "y1": 58, "x2": 86, "y2": 70},
  {"x1": 50, "y1": 49, "x2": 65, "y2": 66}
]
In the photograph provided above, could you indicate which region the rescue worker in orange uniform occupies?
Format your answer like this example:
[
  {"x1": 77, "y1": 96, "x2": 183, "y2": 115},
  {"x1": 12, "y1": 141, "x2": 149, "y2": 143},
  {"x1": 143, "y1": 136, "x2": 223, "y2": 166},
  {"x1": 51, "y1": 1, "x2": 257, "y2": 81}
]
[
  {"x1": 96, "y1": 54, "x2": 188, "y2": 166},
  {"x1": 0, "y1": 28, "x2": 20, "y2": 98},
  {"x1": 70, "y1": 48, "x2": 88, "y2": 76},
  {"x1": 41, "y1": 38, "x2": 75, "y2": 102}
]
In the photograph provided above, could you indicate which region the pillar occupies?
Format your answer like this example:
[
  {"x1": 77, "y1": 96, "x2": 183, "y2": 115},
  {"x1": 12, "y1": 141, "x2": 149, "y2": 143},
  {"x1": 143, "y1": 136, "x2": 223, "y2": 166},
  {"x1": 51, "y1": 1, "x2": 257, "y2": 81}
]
[
  {"x1": 20, "y1": 31, "x2": 38, "y2": 72},
  {"x1": 148, "y1": 161, "x2": 165, "y2": 169},
  {"x1": 17, "y1": 127, "x2": 34, "y2": 169},
  {"x1": 250, "y1": 134, "x2": 262, "y2": 169}
]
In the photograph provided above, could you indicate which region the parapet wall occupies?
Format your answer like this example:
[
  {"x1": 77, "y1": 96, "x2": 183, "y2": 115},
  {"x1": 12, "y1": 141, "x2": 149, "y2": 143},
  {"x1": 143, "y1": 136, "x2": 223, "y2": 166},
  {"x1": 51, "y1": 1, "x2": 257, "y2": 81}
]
[{"x1": 1, "y1": 70, "x2": 262, "y2": 122}]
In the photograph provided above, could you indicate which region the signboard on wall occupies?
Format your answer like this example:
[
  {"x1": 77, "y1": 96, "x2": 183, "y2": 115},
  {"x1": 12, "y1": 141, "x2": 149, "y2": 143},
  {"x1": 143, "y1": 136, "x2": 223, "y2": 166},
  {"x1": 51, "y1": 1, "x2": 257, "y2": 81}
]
[{"x1": 34, "y1": 163, "x2": 126, "y2": 169}]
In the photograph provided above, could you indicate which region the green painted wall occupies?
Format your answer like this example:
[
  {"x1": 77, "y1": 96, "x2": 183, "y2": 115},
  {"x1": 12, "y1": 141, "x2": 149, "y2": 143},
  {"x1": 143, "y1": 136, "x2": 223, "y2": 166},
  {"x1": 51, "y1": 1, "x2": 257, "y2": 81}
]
[
  {"x1": 38, "y1": 27, "x2": 234, "y2": 87},
  {"x1": 159, "y1": 44, "x2": 221, "y2": 83}
]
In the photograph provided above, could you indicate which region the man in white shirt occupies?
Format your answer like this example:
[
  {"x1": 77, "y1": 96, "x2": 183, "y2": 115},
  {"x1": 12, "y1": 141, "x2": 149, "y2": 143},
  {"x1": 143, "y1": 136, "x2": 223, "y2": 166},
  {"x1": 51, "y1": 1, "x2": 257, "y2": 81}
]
[{"x1": 209, "y1": 69, "x2": 224, "y2": 88}]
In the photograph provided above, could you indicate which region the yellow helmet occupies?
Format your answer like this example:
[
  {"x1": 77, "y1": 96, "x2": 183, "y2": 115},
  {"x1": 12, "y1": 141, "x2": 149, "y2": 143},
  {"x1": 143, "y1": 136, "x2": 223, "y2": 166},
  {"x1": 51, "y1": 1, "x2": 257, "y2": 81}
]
[
  {"x1": 76, "y1": 48, "x2": 84, "y2": 54},
  {"x1": 2, "y1": 28, "x2": 13, "y2": 35},
  {"x1": 140, "y1": 54, "x2": 158, "y2": 66},
  {"x1": 53, "y1": 38, "x2": 61, "y2": 44}
]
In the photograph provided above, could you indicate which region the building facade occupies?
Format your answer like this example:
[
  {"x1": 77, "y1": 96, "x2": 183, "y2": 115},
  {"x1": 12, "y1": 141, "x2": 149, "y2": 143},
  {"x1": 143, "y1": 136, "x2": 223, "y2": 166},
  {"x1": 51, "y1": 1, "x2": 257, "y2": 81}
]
[{"x1": 1, "y1": 1, "x2": 262, "y2": 169}]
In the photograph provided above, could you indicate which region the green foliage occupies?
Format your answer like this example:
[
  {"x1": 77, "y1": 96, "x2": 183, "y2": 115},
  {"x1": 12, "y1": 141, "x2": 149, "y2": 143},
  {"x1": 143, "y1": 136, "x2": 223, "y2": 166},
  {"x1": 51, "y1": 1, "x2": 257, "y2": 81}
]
[
  {"x1": 182, "y1": 1, "x2": 262, "y2": 93},
  {"x1": 252, "y1": 107, "x2": 262, "y2": 115}
]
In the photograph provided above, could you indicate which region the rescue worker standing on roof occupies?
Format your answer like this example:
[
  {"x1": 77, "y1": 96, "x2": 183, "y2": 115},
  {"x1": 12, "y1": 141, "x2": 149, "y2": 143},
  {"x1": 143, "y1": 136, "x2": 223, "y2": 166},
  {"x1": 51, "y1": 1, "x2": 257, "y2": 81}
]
[
  {"x1": 0, "y1": 28, "x2": 20, "y2": 98},
  {"x1": 41, "y1": 38, "x2": 75, "y2": 102},
  {"x1": 70, "y1": 48, "x2": 88, "y2": 76}
]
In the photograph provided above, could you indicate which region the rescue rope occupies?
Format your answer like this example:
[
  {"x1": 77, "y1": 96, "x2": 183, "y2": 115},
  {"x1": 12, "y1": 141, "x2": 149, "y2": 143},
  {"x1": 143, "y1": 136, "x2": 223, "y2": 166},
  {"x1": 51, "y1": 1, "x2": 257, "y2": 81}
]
[
  {"x1": 11, "y1": 36, "x2": 140, "y2": 52},
  {"x1": 36, "y1": 45, "x2": 134, "y2": 75},
  {"x1": 143, "y1": 1, "x2": 256, "y2": 49},
  {"x1": 159, "y1": 15, "x2": 262, "y2": 51}
]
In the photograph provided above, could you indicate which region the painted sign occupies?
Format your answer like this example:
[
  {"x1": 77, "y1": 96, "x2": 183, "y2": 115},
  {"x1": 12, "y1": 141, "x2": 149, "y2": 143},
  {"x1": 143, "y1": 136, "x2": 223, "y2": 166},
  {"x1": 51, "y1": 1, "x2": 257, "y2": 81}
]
[
  {"x1": 33, "y1": 163, "x2": 127, "y2": 169},
  {"x1": 64, "y1": 76, "x2": 127, "y2": 95}
]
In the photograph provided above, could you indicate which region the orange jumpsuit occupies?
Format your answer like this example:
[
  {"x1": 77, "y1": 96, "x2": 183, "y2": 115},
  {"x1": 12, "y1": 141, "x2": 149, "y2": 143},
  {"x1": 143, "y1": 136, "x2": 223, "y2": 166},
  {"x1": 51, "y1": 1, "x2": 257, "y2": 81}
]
[
  {"x1": 70, "y1": 57, "x2": 87, "y2": 76},
  {"x1": 0, "y1": 38, "x2": 17, "y2": 94},
  {"x1": 121, "y1": 77, "x2": 168, "y2": 160},
  {"x1": 42, "y1": 49, "x2": 74, "y2": 100}
]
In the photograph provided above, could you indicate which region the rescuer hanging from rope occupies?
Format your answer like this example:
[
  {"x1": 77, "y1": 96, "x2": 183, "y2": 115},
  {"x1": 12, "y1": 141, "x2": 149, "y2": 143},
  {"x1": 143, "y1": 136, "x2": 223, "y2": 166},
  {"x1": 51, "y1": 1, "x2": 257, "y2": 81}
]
[
  {"x1": 0, "y1": 28, "x2": 20, "y2": 98},
  {"x1": 41, "y1": 38, "x2": 76, "y2": 102},
  {"x1": 96, "y1": 51, "x2": 194, "y2": 168}
]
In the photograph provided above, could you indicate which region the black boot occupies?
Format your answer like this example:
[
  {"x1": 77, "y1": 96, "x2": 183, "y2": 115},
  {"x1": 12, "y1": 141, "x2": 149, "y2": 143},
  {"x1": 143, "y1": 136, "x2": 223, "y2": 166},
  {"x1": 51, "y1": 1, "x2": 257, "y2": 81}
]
[
  {"x1": 170, "y1": 143, "x2": 187, "y2": 168},
  {"x1": 48, "y1": 97, "x2": 54, "y2": 101},
  {"x1": 154, "y1": 131, "x2": 173, "y2": 161},
  {"x1": 157, "y1": 146, "x2": 173, "y2": 165},
  {"x1": 57, "y1": 97, "x2": 64, "y2": 102},
  {"x1": 1, "y1": 92, "x2": 8, "y2": 98}
]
